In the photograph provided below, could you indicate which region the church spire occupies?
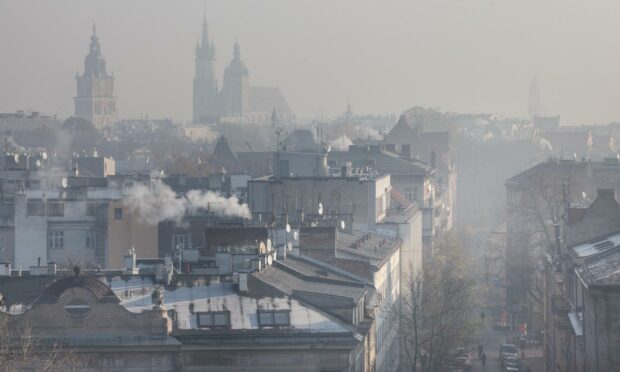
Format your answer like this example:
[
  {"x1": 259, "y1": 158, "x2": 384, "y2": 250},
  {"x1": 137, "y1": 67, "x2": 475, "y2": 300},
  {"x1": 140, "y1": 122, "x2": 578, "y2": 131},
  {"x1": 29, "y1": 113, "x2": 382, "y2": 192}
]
[{"x1": 233, "y1": 41, "x2": 240, "y2": 61}]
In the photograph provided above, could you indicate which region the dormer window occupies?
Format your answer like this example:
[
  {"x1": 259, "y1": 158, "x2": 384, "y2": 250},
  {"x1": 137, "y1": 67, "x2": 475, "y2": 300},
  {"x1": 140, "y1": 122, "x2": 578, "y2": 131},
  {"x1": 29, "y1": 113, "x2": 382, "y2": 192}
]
[
  {"x1": 197, "y1": 311, "x2": 231, "y2": 329},
  {"x1": 64, "y1": 298, "x2": 91, "y2": 317},
  {"x1": 257, "y1": 310, "x2": 290, "y2": 327}
]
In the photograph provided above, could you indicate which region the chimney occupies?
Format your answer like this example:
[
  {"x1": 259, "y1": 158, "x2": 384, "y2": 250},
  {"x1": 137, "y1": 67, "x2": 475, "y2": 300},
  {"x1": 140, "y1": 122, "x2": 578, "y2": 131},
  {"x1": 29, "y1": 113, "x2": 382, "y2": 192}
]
[
  {"x1": 341, "y1": 162, "x2": 352, "y2": 177},
  {"x1": 238, "y1": 272, "x2": 248, "y2": 293}
]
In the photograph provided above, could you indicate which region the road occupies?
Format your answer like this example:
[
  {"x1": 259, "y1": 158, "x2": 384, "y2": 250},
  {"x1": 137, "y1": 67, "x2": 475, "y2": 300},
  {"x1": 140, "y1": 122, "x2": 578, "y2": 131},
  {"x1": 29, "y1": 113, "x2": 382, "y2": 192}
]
[{"x1": 464, "y1": 227, "x2": 546, "y2": 372}]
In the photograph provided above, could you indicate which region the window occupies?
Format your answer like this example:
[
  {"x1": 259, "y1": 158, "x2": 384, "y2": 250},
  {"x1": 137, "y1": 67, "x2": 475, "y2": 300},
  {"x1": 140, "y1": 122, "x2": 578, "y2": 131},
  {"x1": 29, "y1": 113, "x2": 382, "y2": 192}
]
[
  {"x1": 64, "y1": 298, "x2": 91, "y2": 317},
  {"x1": 86, "y1": 203, "x2": 98, "y2": 217},
  {"x1": 197, "y1": 311, "x2": 230, "y2": 328},
  {"x1": 26, "y1": 200, "x2": 45, "y2": 216},
  {"x1": 47, "y1": 202, "x2": 64, "y2": 217},
  {"x1": 404, "y1": 187, "x2": 414, "y2": 202},
  {"x1": 48, "y1": 231, "x2": 64, "y2": 249},
  {"x1": 257, "y1": 310, "x2": 290, "y2": 327},
  {"x1": 114, "y1": 207, "x2": 123, "y2": 220},
  {"x1": 173, "y1": 234, "x2": 189, "y2": 250},
  {"x1": 86, "y1": 230, "x2": 96, "y2": 249}
]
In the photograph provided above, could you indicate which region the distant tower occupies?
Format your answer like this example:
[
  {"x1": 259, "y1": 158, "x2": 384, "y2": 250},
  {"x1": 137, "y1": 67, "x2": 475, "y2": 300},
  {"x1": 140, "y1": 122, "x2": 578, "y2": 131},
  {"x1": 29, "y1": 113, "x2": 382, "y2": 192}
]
[
  {"x1": 74, "y1": 25, "x2": 117, "y2": 129},
  {"x1": 528, "y1": 76, "x2": 540, "y2": 118},
  {"x1": 220, "y1": 42, "x2": 250, "y2": 117},
  {"x1": 344, "y1": 100, "x2": 353, "y2": 120},
  {"x1": 193, "y1": 14, "x2": 219, "y2": 123}
]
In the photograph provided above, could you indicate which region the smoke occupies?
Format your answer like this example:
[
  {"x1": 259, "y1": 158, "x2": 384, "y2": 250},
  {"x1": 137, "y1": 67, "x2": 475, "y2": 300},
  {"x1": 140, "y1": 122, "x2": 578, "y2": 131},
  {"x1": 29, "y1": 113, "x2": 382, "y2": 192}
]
[
  {"x1": 538, "y1": 138, "x2": 553, "y2": 151},
  {"x1": 125, "y1": 182, "x2": 251, "y2": 225},
  {"x1": 329, "y1": 135, "x2": 354, "y2": 150},
  {"x1": 352, "y1": 125, "x2": 382, "y2": 140}
]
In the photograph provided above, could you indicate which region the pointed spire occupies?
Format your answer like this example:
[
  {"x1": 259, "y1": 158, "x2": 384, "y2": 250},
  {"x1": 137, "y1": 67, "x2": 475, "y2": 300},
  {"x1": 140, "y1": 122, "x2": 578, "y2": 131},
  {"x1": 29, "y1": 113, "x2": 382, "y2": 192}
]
[
  {"x1": 233, "y1": 41, "x2": 240, "y2": 60},
  {"x1": 92, "y1": 23, "x2": 96, "y2": 37}
]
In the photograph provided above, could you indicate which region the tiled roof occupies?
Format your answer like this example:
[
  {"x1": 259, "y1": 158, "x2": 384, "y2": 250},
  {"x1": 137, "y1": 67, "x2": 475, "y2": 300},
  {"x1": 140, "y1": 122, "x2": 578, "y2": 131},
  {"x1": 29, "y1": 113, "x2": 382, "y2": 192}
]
[{"x1": 37, "y1": 275, "x2": 119, "y2": 304}]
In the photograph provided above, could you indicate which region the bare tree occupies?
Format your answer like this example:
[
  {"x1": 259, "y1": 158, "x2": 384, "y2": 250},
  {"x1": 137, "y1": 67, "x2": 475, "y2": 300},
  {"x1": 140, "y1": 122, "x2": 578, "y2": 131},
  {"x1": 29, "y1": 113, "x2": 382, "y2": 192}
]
[
  {"x1": 396, "y1": 233, "x2": 478, "y2": 372},
  {"x1": 0, "y1": 315, "x2": 86, "y2": 372}
]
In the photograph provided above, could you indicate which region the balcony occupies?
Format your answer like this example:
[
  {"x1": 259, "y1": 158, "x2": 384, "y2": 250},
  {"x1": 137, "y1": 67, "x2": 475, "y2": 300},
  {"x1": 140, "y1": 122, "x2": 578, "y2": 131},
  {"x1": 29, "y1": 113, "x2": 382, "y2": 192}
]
[{"x1": 552, "y1": 295, "x2": 571, "y2": 314}]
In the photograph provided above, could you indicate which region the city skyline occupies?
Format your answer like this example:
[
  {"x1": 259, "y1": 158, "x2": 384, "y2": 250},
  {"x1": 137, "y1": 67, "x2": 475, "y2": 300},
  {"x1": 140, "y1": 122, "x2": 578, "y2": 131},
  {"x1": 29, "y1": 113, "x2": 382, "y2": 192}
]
[{"x1": 1, "y1": 0, "x2": 620, "y2": 124}]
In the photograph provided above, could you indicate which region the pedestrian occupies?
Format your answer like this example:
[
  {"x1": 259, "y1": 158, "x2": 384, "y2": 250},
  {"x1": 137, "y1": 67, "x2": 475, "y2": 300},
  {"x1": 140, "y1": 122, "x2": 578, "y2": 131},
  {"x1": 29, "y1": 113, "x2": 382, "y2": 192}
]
[
  {"x1": 421, "y1": 353, "x2": 428, "y2": 369},
  {"x1": 478, "y1": 344, "x2": 483, "y2": 358},
  {"x1": 481, "y1": 353, "x2": 487, "y2": 367}
]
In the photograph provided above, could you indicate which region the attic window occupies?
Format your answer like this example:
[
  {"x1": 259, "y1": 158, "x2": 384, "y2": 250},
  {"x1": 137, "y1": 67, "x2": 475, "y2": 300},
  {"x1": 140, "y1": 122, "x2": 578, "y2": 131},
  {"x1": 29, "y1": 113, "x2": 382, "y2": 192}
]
[
  {"x1": 258, "y1": 310, "x2": 290, "y2": 327},
  {"x1": 64, "y1": 298, "x2": 91, "y2": 317},
  {"x1": 197, "y1": 311, "x2": 230, "y2": 329}
]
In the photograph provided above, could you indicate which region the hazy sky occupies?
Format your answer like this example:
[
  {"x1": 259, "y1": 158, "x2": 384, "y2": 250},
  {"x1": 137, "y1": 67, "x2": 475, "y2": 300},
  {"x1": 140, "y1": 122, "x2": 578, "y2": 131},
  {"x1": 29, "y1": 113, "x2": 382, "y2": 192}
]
[{"x1": 1, "y1": 0, "x2": 620, "y2": 124}]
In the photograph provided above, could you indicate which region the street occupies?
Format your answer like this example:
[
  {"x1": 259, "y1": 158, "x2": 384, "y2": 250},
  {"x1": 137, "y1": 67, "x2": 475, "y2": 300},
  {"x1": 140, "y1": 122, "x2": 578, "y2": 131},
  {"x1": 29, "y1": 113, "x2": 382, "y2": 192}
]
[{"x1": 465, "y1": 227, "x2": 546, "y2": 372}]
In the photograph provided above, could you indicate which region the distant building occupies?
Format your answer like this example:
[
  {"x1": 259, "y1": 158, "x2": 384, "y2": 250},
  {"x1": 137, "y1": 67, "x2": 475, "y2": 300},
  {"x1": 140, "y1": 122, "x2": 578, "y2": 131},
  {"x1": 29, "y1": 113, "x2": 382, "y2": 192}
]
[
  {"x1": 533, "y1": 115, "x2": 560, "y2": 132},
  {"x1": 528, "y1": 76, "x2": 541, "y2": 118},
  {"x1": 543, "y1": 189, "x2": 620, "y2": 372},
  {"x1": 0, "y1": 111, "x2": 61, "y2": 132},
  {"x1": 74, "y1": 25, "x2": 118, "y2": 129},
  {"x1": 192, "y1": 17, "x2": 292, "y2": 124},
  {"x1": 383, "y1": 115, "x2": 456, "y2": 231}
]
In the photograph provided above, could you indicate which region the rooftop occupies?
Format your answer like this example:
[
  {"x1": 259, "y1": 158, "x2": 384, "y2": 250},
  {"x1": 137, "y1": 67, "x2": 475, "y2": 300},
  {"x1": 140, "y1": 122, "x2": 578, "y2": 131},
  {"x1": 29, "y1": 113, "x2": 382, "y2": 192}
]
[
  {"x1": 575, "y1": 245, "x2": 620, "y2": 287},
  {"x1": 105, "y1": 276, "x2": 353, "y2": 334}
]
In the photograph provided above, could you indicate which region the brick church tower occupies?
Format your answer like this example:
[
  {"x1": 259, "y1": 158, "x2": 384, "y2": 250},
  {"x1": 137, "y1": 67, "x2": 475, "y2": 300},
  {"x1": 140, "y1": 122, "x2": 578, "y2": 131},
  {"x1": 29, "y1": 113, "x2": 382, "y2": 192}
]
[{"x1": 74, "y1": 25, "x2": 117, "y2": 129}]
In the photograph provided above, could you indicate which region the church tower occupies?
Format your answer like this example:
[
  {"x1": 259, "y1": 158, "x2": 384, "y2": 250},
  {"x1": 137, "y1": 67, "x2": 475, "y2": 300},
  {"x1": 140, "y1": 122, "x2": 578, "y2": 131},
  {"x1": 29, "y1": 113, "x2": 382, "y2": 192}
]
[
  {"x1": 220, "y1": 42, "x2": 250, "y2": 117},
  {"x1": 193, "y1": 15, "x2": 219, "y2": 123},
  {"x1": 528, "y1": 76, "x2": 540, "y2": 118},
  {"x1": 75, "y1": 25, "x2": 117, "y2": 129}
]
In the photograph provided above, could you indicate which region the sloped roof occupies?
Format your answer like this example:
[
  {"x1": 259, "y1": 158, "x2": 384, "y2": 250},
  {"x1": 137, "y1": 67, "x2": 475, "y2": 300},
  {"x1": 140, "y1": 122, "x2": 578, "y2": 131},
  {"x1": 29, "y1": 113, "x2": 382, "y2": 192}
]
[
  {"x1": 37, "y1": 275, "x2": 119, "y2": 304},
  {"x1": 576, "y1": 244, "x2": 620, "y2": 287},
  {"x1": 107, "y1": 276, "x2": 352, "y2": 334},
  {"x1": 566, "y1": 190, "x2": 620, "y2": 246},
  {"x1": 285, "y1": 129, "x2": 317, "y2": 152},
  {"x1": 249, "y1": 87, "x2": 292, "y2": 116},
  {"x1": 210, "y1": 135, "x2": 244, "y2": 173}
]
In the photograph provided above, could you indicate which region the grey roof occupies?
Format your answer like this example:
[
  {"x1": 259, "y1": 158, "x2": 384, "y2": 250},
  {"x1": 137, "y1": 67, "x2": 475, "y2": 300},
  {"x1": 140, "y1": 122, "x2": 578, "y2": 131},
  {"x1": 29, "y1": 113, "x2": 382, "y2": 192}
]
[
  {"x1": 252, "y1": 260, "x2": 366, "y2": 303},
  {"x1": 105, "y1": 276, "x2": 352, "y2": 334},
  {"x1": 575, "y1": 245, "x2": 620, "y2": 287},
  {"x1": 336, "y1": 229, "x2": 401, "y2": 265},
  {"x1": 329, "y1": 147, "x2": 431, "y2": 176}
]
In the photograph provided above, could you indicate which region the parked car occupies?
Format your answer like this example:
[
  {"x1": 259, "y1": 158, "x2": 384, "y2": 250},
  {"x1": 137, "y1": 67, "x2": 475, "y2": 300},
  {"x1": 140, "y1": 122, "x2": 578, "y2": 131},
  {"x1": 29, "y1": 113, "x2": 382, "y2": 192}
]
[{"x1": 500, "y1": 343, "x2": 519, "y2": 359}]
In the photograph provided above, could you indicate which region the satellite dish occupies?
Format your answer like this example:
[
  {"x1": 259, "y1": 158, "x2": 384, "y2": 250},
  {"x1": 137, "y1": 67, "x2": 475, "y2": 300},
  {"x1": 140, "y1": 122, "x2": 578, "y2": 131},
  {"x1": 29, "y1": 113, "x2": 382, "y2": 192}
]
[
  {"x1": 293, "y1": 231, "x2": 299, "y2": 241},
  {"x1": 286, "y1": 224, "x2": 291, "y2": 233},
  {"x1": 61, "y1": 177, "x2": 68, "y2": 188},
  {"x1": 340, "y1": 220, "x2": 346, "y2": 230},
  {"x1": 287, "y1": 242, "x2": 293, "y2": 251},
  {"x1": 36, "y1": 159, "x2": 41, "y2": 168},
  {"x1": 13, "y1": 154, "x2": 19, "y2": 163},
  {"x1": 41, "y1": 152, "x2": 48, "y2": 160},
  {"x1": 267, "y1": 239, "x2": 272, "y2": 251},
  {"x1": 582, "y1": 191, "x2": 587, "y2": 199},
  {"x1": 318, "y1": 203, "x2": 323, "y2": 215},
  {"x1": 267, "y1": 255, "x2": 273, "y2": 265}
]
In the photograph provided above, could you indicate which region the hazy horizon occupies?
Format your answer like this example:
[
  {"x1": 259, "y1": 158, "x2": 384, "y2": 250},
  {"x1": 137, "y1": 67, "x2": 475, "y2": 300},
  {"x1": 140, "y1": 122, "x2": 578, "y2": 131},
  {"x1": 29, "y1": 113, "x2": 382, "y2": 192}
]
[{"x1": 2, "y1": 0, "x2": 620, "y2": 124}]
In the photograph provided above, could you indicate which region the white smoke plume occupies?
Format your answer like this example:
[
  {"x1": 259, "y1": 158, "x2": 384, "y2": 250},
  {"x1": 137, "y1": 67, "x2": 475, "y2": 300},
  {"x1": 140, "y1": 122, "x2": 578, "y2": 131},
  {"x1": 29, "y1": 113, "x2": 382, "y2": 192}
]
[
  {"x1": 352, "y1": 125, "x2": 382, "y2": 140},
  {"x1": 329, "y1": 135, "x2": 354, "y2": 150},
  {"x1": 125, "y1": 183, "x2": 251, "y2": 225}
]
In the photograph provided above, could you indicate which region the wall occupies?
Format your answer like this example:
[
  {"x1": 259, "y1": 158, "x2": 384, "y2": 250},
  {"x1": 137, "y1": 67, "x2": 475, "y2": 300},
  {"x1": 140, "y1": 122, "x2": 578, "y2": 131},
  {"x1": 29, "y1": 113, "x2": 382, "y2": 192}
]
[
  {"x1": 373, "y1": 248, "x2": 400, "y2": 372},
  {"x1": 14, "y1": 194, "x2": 47, "y2": 268},
  {"x1": 107, "y1": 200, "x2": 158, "y2": 269},
  {"x1": 249, "y1": 175, "x2": 390, "y2": 226}
]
